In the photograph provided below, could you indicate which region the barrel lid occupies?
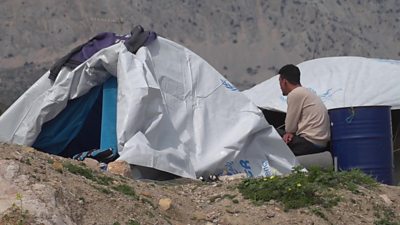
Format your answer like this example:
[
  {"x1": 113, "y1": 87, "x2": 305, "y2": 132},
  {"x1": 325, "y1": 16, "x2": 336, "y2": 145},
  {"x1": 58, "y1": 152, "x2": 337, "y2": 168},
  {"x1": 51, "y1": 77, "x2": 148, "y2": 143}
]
[{"x1": 328, "y1": 105, "x2": 392, "y2": 112}]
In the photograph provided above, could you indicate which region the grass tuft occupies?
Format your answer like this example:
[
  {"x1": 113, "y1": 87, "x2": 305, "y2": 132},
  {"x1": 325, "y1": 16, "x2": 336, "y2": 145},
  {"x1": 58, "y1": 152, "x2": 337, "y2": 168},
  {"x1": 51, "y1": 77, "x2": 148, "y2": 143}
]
[
  {"x1": 113, "y1": 184, "x2": 136, "y2": 198},
  {"x1": 63, "y1": 162, "x2": 114, "y2": 185},
  {"x1": 63, "y1": 162, "x2": 95, "y2": 180},
  {"x1": 238, "y1": 166, "x2": 377, "y2": 210}
]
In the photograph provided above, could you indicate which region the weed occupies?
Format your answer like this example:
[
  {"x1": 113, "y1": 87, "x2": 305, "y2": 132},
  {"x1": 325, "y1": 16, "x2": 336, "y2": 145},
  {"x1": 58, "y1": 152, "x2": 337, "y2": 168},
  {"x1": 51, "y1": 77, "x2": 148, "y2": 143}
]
[
  {"x1": 226, "y1": 185, "x2": 236, "y2": 191},
  {"x1": 63, "y1": 162, "x2": 114, "y2": 185},
  {"x1": 310, "y1": 207, "x2": 330, "y2": 223},
  {"x1": 127, "y1": 219, "x2": 140, "y2": 225},
  {"x1": 113, "y1": 222, "x2": 121, "y2": 225},
  {"x1": 22, "y1": 158, "x2": 31, "y2": 165},
  {"x1": 222, "y1": 194, "x2": 237, "y2": 199},
  {"x1": 16, "y1": 193, "x2": 23, "y2": 210},
  {"x1": 146, "y1": 210, "x2": 155, "y2": 218},
  {"x1": 232, "y1": 199, "x2": 239, "y2": 204},
  {"x1": 113, "y1": 184, "x2": 137, "y2": 198},
  {"x1": 96, "y1": 186, "x2": 112, "y2": 195},
  {"x1": 238, "y1": 166, "x2": 377, "y2": 210},
  {"x1": 374, "y1": 204, "x2": 400, "y2": 225},
  {"x1": 96, "y1": 175, "x2": 114, "y2": 186},
  {"x1": 0, "y1": 198, "x2": 33, "y2": 225},
  {"x1": 141, "y1": 198, "x2": 156, "y2": 208},
  {"x1": 63, "y1": 162, "x2": 95, "y2": 180}
]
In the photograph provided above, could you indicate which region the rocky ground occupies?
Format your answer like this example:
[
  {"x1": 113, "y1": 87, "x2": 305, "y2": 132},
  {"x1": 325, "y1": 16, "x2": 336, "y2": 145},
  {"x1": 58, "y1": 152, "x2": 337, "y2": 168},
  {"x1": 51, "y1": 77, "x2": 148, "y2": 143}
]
[{"x1": 1, "y1": 142, "x2": 400, "y2": 225}]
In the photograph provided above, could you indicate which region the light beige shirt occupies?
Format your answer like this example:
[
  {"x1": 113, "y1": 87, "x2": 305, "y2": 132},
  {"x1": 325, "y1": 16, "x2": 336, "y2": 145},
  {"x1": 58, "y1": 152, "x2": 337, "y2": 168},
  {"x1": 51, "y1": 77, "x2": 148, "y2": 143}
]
[{"x1": 285, "y1": 87, "x2": 330, "y2": 147}]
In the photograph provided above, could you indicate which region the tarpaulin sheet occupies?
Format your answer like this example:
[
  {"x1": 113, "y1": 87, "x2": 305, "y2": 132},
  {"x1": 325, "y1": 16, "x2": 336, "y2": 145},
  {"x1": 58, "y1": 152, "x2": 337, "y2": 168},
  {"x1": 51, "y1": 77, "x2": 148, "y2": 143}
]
[
  {"x1": 243, "y1": 57, "x2": 400, "y2": 112},
  {"x1": 0, "y1": 37, "x2": 298, "y2": 179}
]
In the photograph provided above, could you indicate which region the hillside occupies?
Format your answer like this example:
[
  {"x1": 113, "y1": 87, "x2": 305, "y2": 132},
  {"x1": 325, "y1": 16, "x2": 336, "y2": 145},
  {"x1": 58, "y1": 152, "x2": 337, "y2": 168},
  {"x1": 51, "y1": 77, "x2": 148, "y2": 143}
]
[
  {"x1": 1, "y1": 0, "x2": 400, "y2": 111},
  {"x1": 1, "y1": 143, "x2": 400, "y2": 225}
]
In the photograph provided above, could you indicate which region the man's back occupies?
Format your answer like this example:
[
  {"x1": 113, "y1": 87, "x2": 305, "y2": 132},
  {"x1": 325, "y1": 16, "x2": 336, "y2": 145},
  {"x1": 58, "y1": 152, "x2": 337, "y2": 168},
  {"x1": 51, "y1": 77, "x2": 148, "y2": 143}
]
[{"x1": 286, "y1": 87, "x2": 330, "y2": 147}]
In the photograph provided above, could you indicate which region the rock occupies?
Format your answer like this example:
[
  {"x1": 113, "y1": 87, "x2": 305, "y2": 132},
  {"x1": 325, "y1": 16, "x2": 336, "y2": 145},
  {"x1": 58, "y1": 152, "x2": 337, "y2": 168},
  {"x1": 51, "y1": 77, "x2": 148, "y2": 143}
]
[
  {"x1": 219, "y1": 215, "x2": 249, "y2": 225},
  {"x1": 140, "y1": 191, "x2": 152, "y2": 198},
  {"x1": 219, "y1": 173, "x2": 247, "y2": 182},
  {"x1": 158, "y1": 198, "x2": 172, "y2": 211},
  {"x1": 83, "y1": 158, "x2": 100, "y2": 171},
  {"x1": 21, "y1": 146, "x2": 36, "y2": 153},
  {"x1": 265, "y1": 211, "x2": 275, "y2": 218},
  {"x1": 52, "y1": 160, "x2": 63, "y2": 172},
  {"x1": 107, "y1": 160, "x2": 132, "y2": 178},
  {"x1": 192, "y1": 211, "x2": 207, "y2": 220},
  {"x1": 1, "y1": 161, "x2": 20, "y2": 180},
  {"x1": 379, "y1": 194, "x2": 392, "y2": 205}
]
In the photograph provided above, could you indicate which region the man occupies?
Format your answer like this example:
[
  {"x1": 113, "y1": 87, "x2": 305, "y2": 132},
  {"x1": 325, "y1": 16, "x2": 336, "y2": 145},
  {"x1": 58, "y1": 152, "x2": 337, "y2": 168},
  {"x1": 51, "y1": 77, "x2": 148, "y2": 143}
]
[{"x1": 277, "y1": 64, "x2": 330, "y2": 156}]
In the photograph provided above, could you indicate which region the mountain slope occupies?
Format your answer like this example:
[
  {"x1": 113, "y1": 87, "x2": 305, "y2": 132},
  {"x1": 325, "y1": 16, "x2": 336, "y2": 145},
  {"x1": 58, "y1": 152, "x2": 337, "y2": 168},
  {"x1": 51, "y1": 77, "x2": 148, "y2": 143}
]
[{"x1": 0, "y1": 0, "x2": 399, "y2": 110}]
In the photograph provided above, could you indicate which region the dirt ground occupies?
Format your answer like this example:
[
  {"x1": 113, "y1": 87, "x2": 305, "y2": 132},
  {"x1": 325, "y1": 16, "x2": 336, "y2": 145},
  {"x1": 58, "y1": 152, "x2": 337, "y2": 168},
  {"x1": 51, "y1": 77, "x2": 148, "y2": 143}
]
[{"x1": 1, "y1": 142, "x2": 400, "y2": 225}]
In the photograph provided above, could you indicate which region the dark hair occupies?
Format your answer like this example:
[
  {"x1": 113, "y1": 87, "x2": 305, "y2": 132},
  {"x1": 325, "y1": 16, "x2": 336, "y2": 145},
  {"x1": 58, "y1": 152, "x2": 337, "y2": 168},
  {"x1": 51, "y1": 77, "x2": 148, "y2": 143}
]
[{"x1": 278, "y1": 64, "x2": 301, "y2": 85}]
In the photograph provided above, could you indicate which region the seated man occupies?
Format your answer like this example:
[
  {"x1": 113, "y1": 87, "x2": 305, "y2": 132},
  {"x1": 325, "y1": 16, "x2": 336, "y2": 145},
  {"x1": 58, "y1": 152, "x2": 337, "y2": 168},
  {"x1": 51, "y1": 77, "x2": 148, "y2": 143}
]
[{"x1": 276, "y1": 64, "x2": 330, "y2": 156}]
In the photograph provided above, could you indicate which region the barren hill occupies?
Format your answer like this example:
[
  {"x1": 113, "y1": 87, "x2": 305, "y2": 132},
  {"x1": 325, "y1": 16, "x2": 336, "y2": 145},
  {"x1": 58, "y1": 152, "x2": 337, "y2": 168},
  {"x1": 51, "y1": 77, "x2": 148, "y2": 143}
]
[
  {"x1": 1, "y1": 0, "x2": 399, "y2": 112},
  {"x1": 2, "y1": 143, "x2": 400, "y2": 225}
]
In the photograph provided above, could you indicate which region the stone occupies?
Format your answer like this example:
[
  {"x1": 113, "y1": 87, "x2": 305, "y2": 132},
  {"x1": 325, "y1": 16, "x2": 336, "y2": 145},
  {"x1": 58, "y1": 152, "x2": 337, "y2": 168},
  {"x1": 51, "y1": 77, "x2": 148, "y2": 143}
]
[
  {"x1": 140, "y1": 191, "x2": 152, "y2": 198},
  {"x1": 218, "y1": 173, "x2": 247, "y2": 182},
  {"x1": 379, "y1": 194, "x2": 392, "y2": 205},
  {"x1": 158, "y1": 198, "x2": 172, "y2": 211},
  {"x1": 1, "y1": 161, "x2": 20, "y2": 180},
  {"x1": 83, "y1": 158, "x2": 100, "y2": 171},
  {"x1": 192, "y1": 211, "x2": 207, "y2": 220},
  {"x1": 107, "y1": 160, "x2": 132, "y2": 178},
  {"x1": 52, "y1": 160, "x2": 63, "y2": 172}
]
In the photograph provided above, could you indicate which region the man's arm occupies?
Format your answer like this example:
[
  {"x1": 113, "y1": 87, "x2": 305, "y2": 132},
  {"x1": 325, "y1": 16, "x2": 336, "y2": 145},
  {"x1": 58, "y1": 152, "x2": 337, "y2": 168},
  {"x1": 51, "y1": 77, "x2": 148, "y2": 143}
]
[{"x1": 285, "y1": 92, "x2": 303, "y2": 134}]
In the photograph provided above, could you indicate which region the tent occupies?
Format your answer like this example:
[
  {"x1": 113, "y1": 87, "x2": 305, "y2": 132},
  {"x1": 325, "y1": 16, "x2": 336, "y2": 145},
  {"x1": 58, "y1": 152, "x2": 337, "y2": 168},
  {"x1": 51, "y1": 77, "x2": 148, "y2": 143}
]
[
  {"x1": 243, "y1": 57, "x2": 400, "y2": 112},
  {"x1": 243, "y1": 56, "x2": 400, "y2": 145},
  {"x1": 0, "y1": 33, "x2": 299, "y2": 179},
  {"x1": 243, "y1": 56, "x2": 400, "y2": 175}
]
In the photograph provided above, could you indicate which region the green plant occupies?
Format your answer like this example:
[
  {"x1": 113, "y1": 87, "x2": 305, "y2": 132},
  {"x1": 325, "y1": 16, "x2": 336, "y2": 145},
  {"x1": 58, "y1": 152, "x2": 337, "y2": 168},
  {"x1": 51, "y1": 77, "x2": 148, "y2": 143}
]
[
  {"x1": 22, "y1": 158, "x2": 31, "y2": 165},
  {"x1": 374, "y1": 204, "x2": 400, "y2": 225},
  {"x1": 1, "y1": 195, "x2": 33, "y2": 225},
  {"x1": 113, "y1": 184, "x2": 136, "y2": 198},
  {"x1": 96, "y1": 175, "x2": 114, "y2": 186},
  {"x1": 94, "y1": 185, "x2": 112, "y2": 195},
  {"x1": 222, "y1": 194, "x2": 237, "y2": 199},
  {"x1": 63, "y1": 162, "x2": 95, "y2": 180},
  {"x1": 310, "y1": 207, "x2": 329, "y2": 222},
  {"x1": 16, "y1": 193, "x2": 23, "y2": 210},
  {"x1": 127, "y1": 219, "x2": 140, "y2": 225},
  {"x1": 238, "y1": 166, "x2": 377, "y2": 210},
  {"x1": 63, "y1": 162, "x2": 114, "y2": 185},
  {"x1": 141, "y1": 198, "x2": 156, "y2": 208}
]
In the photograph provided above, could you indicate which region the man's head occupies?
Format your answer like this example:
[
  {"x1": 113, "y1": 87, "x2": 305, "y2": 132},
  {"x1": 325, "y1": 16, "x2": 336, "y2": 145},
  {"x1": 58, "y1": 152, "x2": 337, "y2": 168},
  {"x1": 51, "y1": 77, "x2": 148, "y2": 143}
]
[{"x1": 278, "y1": 64, "x2": 301, "y2": 96}]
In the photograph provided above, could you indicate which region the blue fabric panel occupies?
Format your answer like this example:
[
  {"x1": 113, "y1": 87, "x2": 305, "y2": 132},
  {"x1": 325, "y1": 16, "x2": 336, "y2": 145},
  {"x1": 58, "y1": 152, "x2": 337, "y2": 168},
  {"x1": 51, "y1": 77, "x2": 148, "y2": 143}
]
[
  {"x1": 32, "y1": 86, "x2": 101, "y2": 154},
  {"x1": 101, "y1": 77, "x2": 118, "y2": 151},
  {"x1": 60, "y1": 89, "x2": 102, "y2": 158}
]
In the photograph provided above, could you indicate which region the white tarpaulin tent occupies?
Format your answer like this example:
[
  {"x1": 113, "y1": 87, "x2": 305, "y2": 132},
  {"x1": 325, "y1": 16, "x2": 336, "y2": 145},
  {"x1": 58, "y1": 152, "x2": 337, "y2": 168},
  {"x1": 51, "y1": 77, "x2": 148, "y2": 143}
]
[
  {"x1": 0, "y1": 37, "x2": 298, "y2": 179},
  {"x1": 243, "y1": 56, "x2": 400, "y2": 112}
]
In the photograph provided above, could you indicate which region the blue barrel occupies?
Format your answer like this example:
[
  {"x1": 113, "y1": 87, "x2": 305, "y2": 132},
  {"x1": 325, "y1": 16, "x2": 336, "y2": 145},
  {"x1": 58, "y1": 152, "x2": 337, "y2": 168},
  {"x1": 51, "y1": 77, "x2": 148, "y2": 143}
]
[{"x1": 329, "y1": 106, "x2": 393, "y2": 185}]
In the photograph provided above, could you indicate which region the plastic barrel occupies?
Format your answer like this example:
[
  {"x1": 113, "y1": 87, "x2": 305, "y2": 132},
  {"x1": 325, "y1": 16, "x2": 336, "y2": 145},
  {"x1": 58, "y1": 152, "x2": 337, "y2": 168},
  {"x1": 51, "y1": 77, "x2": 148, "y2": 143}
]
[{"x1": 329, "y1": 106, "x2": 393, "y2": 185}]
